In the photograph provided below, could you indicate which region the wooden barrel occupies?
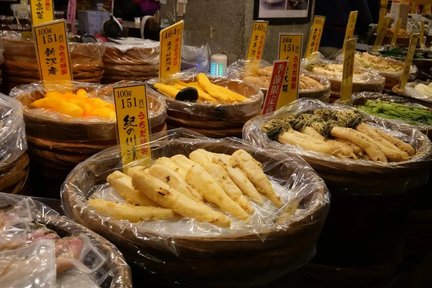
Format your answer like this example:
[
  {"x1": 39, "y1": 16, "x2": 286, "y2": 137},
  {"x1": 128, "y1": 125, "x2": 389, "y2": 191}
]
[
  {"x1": 62, "y1": 137, "x2": 329, "y2": 287},
  {"x1": 11, "y1": 82, "x2": 167, "y2": 198}
]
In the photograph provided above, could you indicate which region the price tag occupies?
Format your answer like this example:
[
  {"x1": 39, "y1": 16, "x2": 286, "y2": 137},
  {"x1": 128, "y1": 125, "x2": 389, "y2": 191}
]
[
  {"x1": 343, "y1": 11, "x2": 358, "y2": 50},
  {"x1": 262, "y1": 60, "x2": 288, "y2": 114},
  {"x1": 113, "y1": 84, "x2": 152, "y2": 167},
  {"x1": 399, "y1": 33, "x2": 419, "y2": 90},
  {"x1": 340, "y1": 38, "x2": 357, "y2": 101},
  {"x1": 305, "y1": 15, "x2": 326, "y2": 58},
  {"x1": 278, "y1": 33, "x2": 302, "y2": 106},
  {"x1": 391, "y1": 18, "x2": 401, "y2": 47},
  {"x1": 419, "y1": 21, "x2": 425, "y2": 48},
  {"x1": 159, "y1": 20, "x2": 184, "y2": 80},
  {"x1": 376, "y1": 0, "x2": 388, "y2": 36},
  {"x1": 373, "y1": 16, "x2": 391, "y2": 51},
  {"x1": 246, "y1": 21, "x2": 269, "y2": 61},
  {"x1": 33, "y1": 20, "x2": 72, "y2": 90},
  {"x1": 30, "y1": 0, "x2": 54, "y2": 26}
]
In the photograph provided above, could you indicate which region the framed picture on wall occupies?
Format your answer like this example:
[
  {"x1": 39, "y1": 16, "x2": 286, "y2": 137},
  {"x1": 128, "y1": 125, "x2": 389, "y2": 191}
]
[{"x1": 253, "y1": 0, "x2": 312, "y2": 25}]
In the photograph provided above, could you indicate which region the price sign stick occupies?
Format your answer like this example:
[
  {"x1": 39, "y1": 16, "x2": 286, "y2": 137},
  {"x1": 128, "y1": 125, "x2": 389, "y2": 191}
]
[
  {"x1": 305, "y1": 15, "x2": 326, "y2": 58},
  {"x1": 419, "y1": 21, "x2": 425, "y2": 48},
  {"x1": 391, "y1": 18, "x2": 401, "y2": 48},
  {"x1": 159, "y1": 20, "x2": 184, "y2": 80},
  {"x1": 376, "y1": 0, "x2": 389, "y2": 37},
  {"x1": 246, "y1": 21, "x2": 269, "y2": 61},
  {"x1": 373, "y1": 16, "x2": 391, "y2": 52},
  {"x1": 113, "y1": 84, "x2": 152, "y2": 169},
  {"x1": 399, "y1": 33, "x2": 419, "y2": 91},
  {"x1": 277, "y1": 33, "x2": 303, "y2": 107},
  {"x1": 262, "y1": 60, "x2": 289, "y2": 114},
  {"x1": 342, "y1": 11, "x2": 358, "y2": 51},
  {"x1": 340, "y1": 38, "x2": 357, "y2": 101},
  {"x1": 33, "y1": 20, "x2": 72, "y2": 92}
]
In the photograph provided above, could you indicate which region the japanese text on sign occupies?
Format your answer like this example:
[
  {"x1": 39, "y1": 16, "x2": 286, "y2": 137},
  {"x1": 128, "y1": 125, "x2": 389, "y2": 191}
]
[
  {"x1": 278, "y1": 33, "x2": 302, "y2": 107},
  {"x1": 262, "y1": 60, "x2": 288, "y2": 114},
  {"x1": 33, "y1": 20, "x2": 72, "y2": 90},
  {"x1": 31, "y1": 0, "x2": 54, "y2": 25},
  {"x1": 113, "y1": 85, "x2": 152, "y2": 167},
  {"x1": 159, "y1": 20, "x2": 184, "y2": 80},
  {"x1": 305, "y1": 15, "x2": 326, "y2": 58},
  {"x1": 246, "y1": 21, "x2": 268, "y2": 61},
  {"x1": 340, "y1": 38, "x2": 357, "y2": 101},
  {"x1": 399, "y1": 33, "x2": 419, "y2": 90}
]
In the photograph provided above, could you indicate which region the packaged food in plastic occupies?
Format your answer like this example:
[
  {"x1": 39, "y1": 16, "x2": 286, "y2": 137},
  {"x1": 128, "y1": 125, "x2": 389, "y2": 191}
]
[
  {"x1": 148, "y1": 72, "x2": 264, "y2": 137},
  {"x1": 227, "y1": 59, "x2": 332, "y2": 102},
  {"x1": 350, "y1": 92, "x2": 432, "y2": 138},
  {"x1": 0, "y1": 93, "x2": 26, "y2": 169},
  {"x1": 335, "y1": 51, "x2": 417, "y2": 88},
  {"x1": 0, "y1": 192, "x2": 132, "y2": 288},
  {"x1": 302, "y1": 52, "x2": 386, "y2": 97},
  {"x1": 404, "y1": 81, "x2": 432, "y2": 104},
  {"x1": 181, "y1": 44, "x2": 210, "y2": 72},
  {"x1": 243, "y1": 98, "x2": 432, "y2": 196},
  {"x1": 61, "y1": 128, "x2": 329, "y2": 287}
]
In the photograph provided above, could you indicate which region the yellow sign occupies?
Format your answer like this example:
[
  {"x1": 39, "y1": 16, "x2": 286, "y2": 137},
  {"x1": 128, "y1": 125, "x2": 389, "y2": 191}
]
[
  {"x1": 391, "y1": 18, "x2": 401, "y2": 47},
  {"x1": 423, "y1": 4, "x2": 431, "y2": 14},
  {"x1": 113, "y1": 84, "x2": 152, "y2": 167},
  {"x1": 399, "y1": 33, "x2": 419, "y2": 90},
  {"x1": 305, "y1": 15, "x2": 326, "y2": 58},
  {"x1": 30, "y1": 0, "x2": 54, "y2": 25},
  {"x1": 411, "y1": 1, "x2": 417, "y2": 13},
  {"x1": 377, "y1": 0, "x2": 388, "y2": 35},
  {"x1": 33, "y1": 20, "x2": 72, "y2": 90},
  {"x1": 246, "y1": 21, "x2": 269, "y2": 61},
  {"x1": 343, "y1": 11, "x2": 358, "y2": 50},
  {"x1": 340, "y1": 38, "x2": 357, "y2": 101},
  {"x1": 373, "y1": 16, "x2": 391, "y2": 51},
  {"x1": 419, "y1": 21, "x2": 425, "y2": 48},
  {"x1": 159, "y1": 20, "x2": 184, "y2": 80},
  {"x1": 278, "y1": 33, "x2": 303, "y2": 107}
]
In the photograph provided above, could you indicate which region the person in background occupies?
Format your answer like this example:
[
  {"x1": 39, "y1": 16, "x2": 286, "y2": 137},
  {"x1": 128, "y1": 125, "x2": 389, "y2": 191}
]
[
  {"x1": 315, "y1": 0, "x2": 373, "y2": 58},
  {"x1": 114, "y1": 0, "x2": 160, "y2": 21}
]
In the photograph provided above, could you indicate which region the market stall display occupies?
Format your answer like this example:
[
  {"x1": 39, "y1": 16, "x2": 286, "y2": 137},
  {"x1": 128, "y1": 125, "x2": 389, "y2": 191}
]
[
  {"x1": 0, "y1": 93, "x2": 28, "y2": 194},
  {"x1": 0, "y1": 33, "x2": 106, "y2": 93},
  {"x1": 149, "y1": 73, "x2": 264, "y2": 137},
  {"x1": 302, "y1": 53, "x2": 386, "y2": 101},
  {"x1": 0, "y1": 192, "x2": 132, "y2": 288},
  {"x1": 102, "y1": 40, "x2": 159, "y2": 84},
  {"x1": 61, "y1": 129, "x2": 329, "y2": 287},
  {"x1": 227, "y1": 59, "x2": 332, "y2": 102},
  {"x1": 343, "y1": 52, "x2": 417, "y2": 89},
  {"x1": 10, "y1": 81, "x2": 167, "y2": 197},
  {"x1": 402, "y1": 81, "x2": 432, "y2": 105},
  {"x1": 243, "y1": 98, "x2": 431, "y2": 284}
]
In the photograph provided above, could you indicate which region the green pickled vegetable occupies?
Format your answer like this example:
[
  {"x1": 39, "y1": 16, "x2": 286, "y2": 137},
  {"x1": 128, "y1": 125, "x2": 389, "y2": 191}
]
[{"x1": 358, "y1": 99, "x2": 432, "y2": 126}]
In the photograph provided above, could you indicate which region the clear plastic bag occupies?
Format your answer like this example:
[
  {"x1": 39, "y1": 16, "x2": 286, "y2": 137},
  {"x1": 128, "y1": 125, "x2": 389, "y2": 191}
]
[
  {"x1": 0, "y1": 193, "x2": 132, "y2": 288},
  {"x1": 350, "y1": 92, "x2": 432, "y2": 137},
  {"x1": 103, "y1": 40, "x2": 160, "y2": 66},
  {"x1": 147, "y1": 71, "x2": 264, "y2": 121},
  {"x1": 404, "y1": 81, "x2": 432, "y2": 104},
  {"x1": 243, "y1": 98, "x2": 432, "y2": 195},
  {"x1": 302, "y1": 52, "x2": 386, "y2": 94},
  {"x1": 0, "y1": 93, "x2": 27, "y2": 170},
  {"x1": 181, "y1": 44, "x2": 210, "y2": 72},
  {"x1": 226, "y1": 59, "x2": 331, "y2": 101},
  {"x1": 61, "y1": 128, "x2": 329, "y2": 286}
]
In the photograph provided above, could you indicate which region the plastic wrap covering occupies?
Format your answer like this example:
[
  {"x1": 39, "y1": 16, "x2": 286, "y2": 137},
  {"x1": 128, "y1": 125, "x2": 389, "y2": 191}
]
[
  {"x1": 148, "y1": 72, "x2": 263, "y2": 137},
  {"x1": 243, "y1": 98, "x2": 432, "y2": 196},
  {"x1": 227, "y1": 59, "x2": 332, "y2": 102},
  {"x1": 351, "y1": 92, "x2": 432, "y2": 138},
  {"x1": 102, "y1": 40, "x2": 159, "y2": 84},
  {"x1": 61, "y1": 128, "x2": 329, "y2": 287},
  {"x1": 0, "y1": 93, "x2": 26, "y2": 169},
  {"x1": 302, "y1": 52, "x2": 386, "y2": 96},
  {"x1": 0, "y1": 193, "x2": 132, "y2": 288},
  {"x1": 0, "y1": 33, "x2": 106, "y2": 92},
  {"x1": 335, "y1": 51, "x2": 417, "y2": 88},
  {"x1": 404, "y1": 81, "x2": 432, "y2": 104},
  {"x1": 181, "y1": 44, "x2": 210, "y2": 72},
  {"x1": 9, "y1": 81, "x2": 167, "y2": 140}
]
